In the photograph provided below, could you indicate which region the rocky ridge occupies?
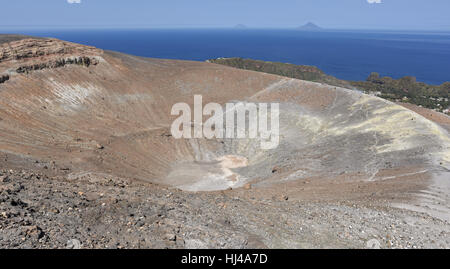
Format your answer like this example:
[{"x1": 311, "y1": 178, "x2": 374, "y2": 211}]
[{"x1": 0, "y1": 38, "x2": 102, "y2": 82}]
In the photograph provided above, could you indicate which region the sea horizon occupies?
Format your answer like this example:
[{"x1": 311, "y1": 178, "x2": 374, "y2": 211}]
[{"x1": 1, "y1": 28, "x2": 450, "y2": 85}]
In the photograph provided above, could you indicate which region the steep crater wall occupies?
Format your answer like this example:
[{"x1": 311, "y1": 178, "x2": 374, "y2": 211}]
[{"x1": 0, "y1": 38, "x2": 449, "y2": 193}]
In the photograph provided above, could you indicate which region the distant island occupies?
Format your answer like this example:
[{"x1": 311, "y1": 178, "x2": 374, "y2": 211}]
[
  {"x1": 297, "y1": 22, "x2": 323, "y2": 31},
  {"x1": 234, "y1": 24, "x2": 247, "y2": 29}
]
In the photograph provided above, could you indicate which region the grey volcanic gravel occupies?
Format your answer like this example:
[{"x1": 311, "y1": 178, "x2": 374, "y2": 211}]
[{"x1": 1, "y1": 169, "x2": 449, "y2": 249}]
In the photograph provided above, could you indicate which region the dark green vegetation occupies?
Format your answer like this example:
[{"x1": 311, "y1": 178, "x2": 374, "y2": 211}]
[
  {"x1": 353, "y1": 73, "x2": 449, "y2": 112},
  {"x1": 208, "y1": 57, "x2": 352, "y2": 88},
  {"x1": 208, "y1": 58, "x2": 450, "y2": 114}
]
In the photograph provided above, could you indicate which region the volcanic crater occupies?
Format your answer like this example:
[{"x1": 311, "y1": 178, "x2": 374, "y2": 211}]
[{"x1": 1, "y1": 36, "x2": 450, "y2": 248}]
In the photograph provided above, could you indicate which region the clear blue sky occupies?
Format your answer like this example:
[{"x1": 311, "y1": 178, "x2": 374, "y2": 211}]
[{"x1": 1, "y1": 0, "x2": 449, "y2": 30}]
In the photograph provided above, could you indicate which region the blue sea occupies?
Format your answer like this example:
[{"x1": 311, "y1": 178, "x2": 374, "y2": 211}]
[{"x1": 2, "y1": 29, "x2": 450, "y2": 85}]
